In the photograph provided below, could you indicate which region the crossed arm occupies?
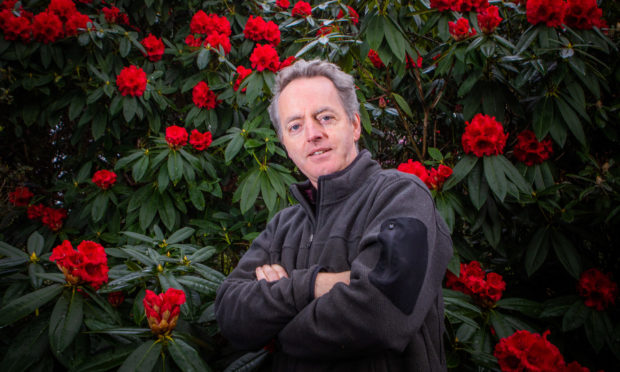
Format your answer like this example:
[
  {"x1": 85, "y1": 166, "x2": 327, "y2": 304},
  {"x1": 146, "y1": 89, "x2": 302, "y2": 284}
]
[{"x1": 255, "y1": 264, "x2": 350, "y2": 298}]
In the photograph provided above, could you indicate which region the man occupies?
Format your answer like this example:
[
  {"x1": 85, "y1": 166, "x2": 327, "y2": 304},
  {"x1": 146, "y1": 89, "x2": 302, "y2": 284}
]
[{"x1": 215, "y1": 59, "x2": 453, "y2": 371}]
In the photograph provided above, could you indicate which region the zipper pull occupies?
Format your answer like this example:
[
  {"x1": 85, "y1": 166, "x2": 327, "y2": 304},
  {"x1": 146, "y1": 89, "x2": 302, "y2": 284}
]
[{"x1": 305, "y1": 233, "x2": 313, "y2": 249}]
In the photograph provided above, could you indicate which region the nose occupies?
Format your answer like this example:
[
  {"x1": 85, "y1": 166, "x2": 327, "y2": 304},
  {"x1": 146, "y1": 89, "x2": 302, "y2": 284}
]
[{"x1": 304, "y1": 119, "x2": 325, "y2": 143}]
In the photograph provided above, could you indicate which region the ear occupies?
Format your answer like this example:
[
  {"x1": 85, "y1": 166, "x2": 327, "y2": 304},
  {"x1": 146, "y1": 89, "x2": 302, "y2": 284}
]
[{"x1": 352, "y1": 113, "x2": 361, "y2": 141}]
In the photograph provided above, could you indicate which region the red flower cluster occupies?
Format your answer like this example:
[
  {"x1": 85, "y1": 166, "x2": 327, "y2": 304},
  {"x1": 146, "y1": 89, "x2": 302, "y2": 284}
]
[
  {"x1": 50, "y1": 240, "x2": 109, "y2": 289},
  {"x1": 165, "y1": 125, "x2": 189, "y2": 149},
  {"x1": 189, "y1": 130, "x2": 213, "y2": 151},
  {"x1": 116, "y1": 65, "x2": 147, "y2": 97},
  {"x1": 92, "y1": 170, "x2": 117, "y2": 190},
  {"x1": 406, "y1": 54, "x2": 423, "y2": 69},
  {"x1": 244, "y1": 15, "x2": 281, "y2": 46},
  {"x1": 279, "y1": 56, "x2": 296, "y2": 71},
  {"x1": 494, "y1": 330, "x2": 565, "y2": 372},
  {"x1": 0, "y1": 8, "x2": 33, "y2": 43},
  {"x1": 526, "y1": 0, "x2": 565, "y2": 28},
  {"x1": 276, "y1": 0, "x2": 290, "y2": 9},
  {"x1": 445, "y1": 261, "x2": 506, "y2": 306},
  {"x1": 317, "y1": 25, "x2": 335, "y2": 37},
  {"x1": 337, "y1": 6, "x2": 360, "y2": 25},
  {"x1": 430, "y1": 0, "x2": 488, "y2": 12},
  {"x1": 577, "y1": 268, "x2": 618, "y2": 311},
  {"x1": 564, "y1": 0, "x2": 606, "y2": 30},
  {"x1": 141, "y1": 34, "x2": 165, "y2": 62},
  {"x1": 291, "y1": 1, "x2": 312, "y2": 18},
  {"x1": 8, "y1": 186, "x2": 34, "y2": 206},
  {"x1": 397, "y1": 160, "x2": 453, "y2": 190},
  {"x1": 462, "y1": 113, "x2": 508, "y2": 157},
  {"x1": 102, "y1": 6, "x2": 129, "y2": 26},
  {"x1": 478, "y1": 5, "x2": 502, "y2": 34},
  {"x1": 250, "y1": 43, "x2": 280, "y2": 72},
  {"x1": 234, "y1": 65, "x2": 253, "y2": 91},
  {"x1": 449, "y1": 18, "x2": 476, "y2": 41},
  {"x1": 513, "y1": 130, "x2": 553, "y2": 166},
  {"x1": 47, "y1": 0, "x2": 76, "y2": 21},
  {"x1": 32, "y1": 11, "x2": 63, "y2": 43},
  {"x1": 187, "y1": 11, "x2": 231, "y2": 54},
  {"x1": 107, "y1": 291, "x2": 125, "y2": 307},
  {"x1": 28, "y1": 204, "x2": 67, "y2": 231},
  {"x1": 192, "y1": 81, "x2": 219, "y2": 110},
  {"x1": 143, "y1": 288, "x2": 186, "y2": 335},
  {"x1": 368, "y1": 49, "x2": 385, "y2": 69}
]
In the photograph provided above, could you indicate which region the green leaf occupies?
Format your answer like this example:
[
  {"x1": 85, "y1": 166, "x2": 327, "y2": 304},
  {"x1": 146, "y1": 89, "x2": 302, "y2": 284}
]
[
  {"x1": 551, "y1": 230, "x2": 582, "y2": 279},
  {"x1": 0, "y1": 241, "x2": 29, "y2": 259},
  {"x1": 467, "y1": 163, "x2": 488, "y2": 210},
  {"x1": 123, "y1": 97, "x2": 138, "y2": 122},
  {"x1": 0, "y1": 284, "x2": 63, "y2": 327},
  {"x1": 189, "y1": 184, "x2": 205, "y2": 211},
  {"x1": 496, "y1": 155, "x2": 531, "y2": 195},
  {"x1": 585, "y1": 310, "x2": 611, "y2": 352},
  {"x1": 168, "y1": 338, "x2": 211, "y2": 372},
  {"x1": 240, "y1": 169, "x2": 261, "y2": 214},
  {"x1": 168, "y1": 151, "x2": 184, "y2": 183},
  {"x1": 92, "y1": 192, "x2": 109, "y2": 223},
  {"x1": 384, "y1": 17, "x2": 406, "y2": 62},
  {"x1": 159, "y1": 193, "x2": 176, "y2": 231},
  {"x1": 443, "y1": 155, "x2": 478, "y2": 191},
  {"x1": 49, "y1": 289, "x2": 84, "y2": 354},
  {"x1": 2, "y1": 315, "x2": 49, "y2": 372},
  {"x1": 122, "y1": 231, "x2": 156, "y2": 244},
  {"x1": 132, "y1": 155, "x2": 150, "y2": 182},
  {"x1": 72, "y1": 347, "x2": 134, "y2": 372},
  {"x1": 119, "y1": 37, "x2": 131, "y2": 57},
  {"x1": 533, "y1": 98, "x2": 554, "y2": 140},
  {"x1": 483, "y1": 156, "x2": 507, "y2": 201},
  {"x1": 391, "y1": 93, "x2": 413, "y2": 117},
  {"x1": 177, "y1": 276, "x2": 219, "y2": 295},
  {"x1": 260, "y1": 171, "x2": 276, "y2": 211},
  {"x1": 0, "y1": 256, "x2": 29, "y2": 270},
  {"x1": 496, "y1": 298, "x2": 542, "y2": 318},
  {"x1": 489, "y1": 310, "x2": 513, "y2": 339},
  {"x1": 562, "y1": 300, "x2": 590, "y2": 331},
  {"x1": 188, "y1": 246, "x2": 217, "y2": 263},
  {"x1": 92, "y1": 111, "x2": 107, "y2": 140},
  {"x1": 555, "y1": 96, "x2": 586, "y2": 146},
  {"x1": 140, "y1": 196, "x2": 158, "y2": 230},
  {"x1": 365, "y1": 15, "x2": 384, "y2": 51},
  {"x1": 118, "y1": 340, "x2": 162, "y2": 372},
  {"x1": 167, "y1": 227, "x2": 196, "y2": 244},
  {"x1": 225, "y1": 133, "x2": 245, "y2": 163},
  {"x1": 524, "y1": 227, "x2": 550, "y2": 276},
  {"x1": 122, "y1": 247, "x2": 157, "y2": 266},
  {"x1": 197, "y1": 48, "x2": 211, "y2": 70}
]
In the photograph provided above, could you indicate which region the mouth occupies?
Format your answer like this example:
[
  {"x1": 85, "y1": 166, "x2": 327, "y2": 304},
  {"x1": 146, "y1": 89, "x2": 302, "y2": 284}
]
[{"x1": 308, "y1": 148, "x2": 331, "y2": 157}]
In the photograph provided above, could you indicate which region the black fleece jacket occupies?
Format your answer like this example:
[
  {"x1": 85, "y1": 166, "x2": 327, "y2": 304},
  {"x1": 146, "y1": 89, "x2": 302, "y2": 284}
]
[{"x1": 215, "y1": 150, "x2": 453, "y2": 371}]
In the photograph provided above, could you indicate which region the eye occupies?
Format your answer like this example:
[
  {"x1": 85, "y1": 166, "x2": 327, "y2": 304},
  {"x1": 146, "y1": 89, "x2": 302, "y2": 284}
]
[
  {"x1": 319, "y1": 115, "x2": 334, "y2": 125},
  {"x1": 288, "y1": 123, "x2": 301, "y2": 133}
]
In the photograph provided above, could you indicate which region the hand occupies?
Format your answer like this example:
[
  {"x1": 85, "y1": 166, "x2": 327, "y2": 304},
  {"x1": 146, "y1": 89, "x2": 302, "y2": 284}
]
[
  {"x1": 314, "y1": 271, "x2": 351, "y2": 298},
  {"x1": 255, "y1": 264, "x2": 289, "y2": 282}
]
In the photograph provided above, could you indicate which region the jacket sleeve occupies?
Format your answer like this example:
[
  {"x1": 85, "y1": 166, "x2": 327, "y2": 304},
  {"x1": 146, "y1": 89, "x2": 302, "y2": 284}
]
[
  {"x1": 214, "y1": 213, "x2": 321, "y2": 350},
  {"x1": 277, "y1": 177, "x2": 453, "y2": 358}
]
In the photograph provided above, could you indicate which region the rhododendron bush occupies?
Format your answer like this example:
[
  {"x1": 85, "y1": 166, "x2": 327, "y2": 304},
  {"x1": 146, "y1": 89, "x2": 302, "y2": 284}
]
[{"x1": 0, "y1": 0, "x2": 618, "y2": 371}]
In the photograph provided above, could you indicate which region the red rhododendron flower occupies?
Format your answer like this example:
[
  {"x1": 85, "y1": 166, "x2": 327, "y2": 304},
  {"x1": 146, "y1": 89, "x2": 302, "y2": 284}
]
[
  {"x1": 0, "y1": 9, "x2": 32, "y2": 42},
  {"x1": 563, "y1": 361, "x2": 590, "y2": 372},
  {"x1": 427, "y1": 164, "x2": 453, "y2": 190},
  {"x1": 276, "y1": 0, "x2": 290, "y2": 9},
  {"x1": 205, "y1": 32, "x2": 231, "y2": 54},
  {"x1": 250, "y1": 43, "x2": 280, "y2": 72},
  {"x1": 141, "y1": 34, "x2": 165, "y2": 62},
  {"x1": 279, "y1": 56, "x2": 295, "y2": 71},
  {"x1": 92, "y1": 170, "x2": 117, "y2": 190},
  {"x1": 47, "y1": 0, "x2": 76, "y2": 22},
  {"x1": 32, "y1": 11, "x2": 63, "y2": 43},
  {"x1": 28, "y1": 203, "x2": 46, "y2": 220},
  {"x1": 494, "y1": 330, "x2": 565, "y2": 372},
  {"x1": 244, "y1": 15, "x2": 267, "y2": 41},
  {"x1": 185, "y1": 34, "x2": 202, "y2": 47},
  {"x1": 263, "y1": 21, "x2": 281, "y2": 46},
  {"x1": 478, "y1": 5, "x2": 502, "y2": 34},
  {"x1": 116, "y1": 65, "x2": 147, "y2": 97},
  {"x1": 9, "y1": 186, "x2": 34, "y2": 206},
  {"x1": 50, "y1": 240, "x2": 108, "y2": 289},
  {"x1": 398, "y1": 160, "x2": 430, "y2": 186},
  {"x1": 291, "y1": 1, "x2": 312, "y2": 18},
  {"x1": 234, "y1": 65, "x2": 253, "y2": 91},
  {"x1": 143, "y1": 288, "x2": 186, "y2": 335},
  {"x1": 317, "y1": 26, "x2": 333, "y2": 37},
  {"x1": 577, "y1": 268, "x2": 618, "y2": 311},
  {"x1": 430, "y1": 0, "x2": 461, "y2": 12},
  {"x1": 64, "y1": 12, "x2": 91, "y2": 36},
  {"x1": 165, "y1": 125, "x2": 188, "y2": 149},
  {"x1": 107, "y1": 291, "x2": 125, "y2": 307},
  {"x1": 462, "y1": 113, "x2": 508, "y2": 157},
  {"x1": 337, "y1": 6, "x2": 359, "y2": 25},
  {"x1": 42, "y1": 207, "x2": 67, "y2": 231},
  {"x1": 526, "y1": 0, "x2": 565, "y2": 28},
  {"x1": 368, "y1": 49, "x2": 385, "y2": 69},
  {"x1": 102, "y1": 6, "x2": 129, "y2": 26},
  {"x1": 189, "y1": 130, "x2": 213, "y2": 151},
  {"x1": 513, "y1": 129, "x2": 553, "y2": 166},
  {"x1": 564, "y1": 0, "x2": 604, "y2": 30},
  {"x1": 445, "y1": 261, "x2": 506, "y2": 306},
  {"x1": 192, "y1": 81, "x2": 219, "y2": 109},
  {"x1": 190, "y1": 11, "x2": 230, "y2": 36},
  {"x1": 457, "y1": 0, "x2": 489, "y2": 12},
  {"x1": 449, "y1": 18, "x2": 476, "y2": 41},
  {"x1": 406, "y1": 54, "x2": 423, "y2": 69}
]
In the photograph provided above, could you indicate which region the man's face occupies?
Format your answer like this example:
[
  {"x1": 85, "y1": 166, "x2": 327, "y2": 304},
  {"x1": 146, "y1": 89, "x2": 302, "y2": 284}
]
[{"x1": 277, "y1": 76, "x2": 361, "y2": 188}]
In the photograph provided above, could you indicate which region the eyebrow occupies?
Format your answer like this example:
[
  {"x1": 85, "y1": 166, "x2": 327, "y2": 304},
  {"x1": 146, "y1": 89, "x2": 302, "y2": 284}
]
[{"x1": 283, "y1": 107, "x2": 335, "y2": 126}]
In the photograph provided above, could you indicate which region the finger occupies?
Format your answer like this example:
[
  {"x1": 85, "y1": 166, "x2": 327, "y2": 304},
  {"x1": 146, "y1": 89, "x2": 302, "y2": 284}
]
[
  {"x1": 271, "y1": 264, "x2": 289, "y2": 279},
  {"x1": 261, "y1": 265, "x2": 279, "y2": 282},
  {"x1": 255, "y1": 266, "x2": 267, "y2": 281}
]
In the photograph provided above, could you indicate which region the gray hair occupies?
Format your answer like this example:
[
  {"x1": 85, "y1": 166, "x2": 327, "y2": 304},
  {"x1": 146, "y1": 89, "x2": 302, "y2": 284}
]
[{"x1": 267, "y1": 59, "x2": 360, "y2": 139}]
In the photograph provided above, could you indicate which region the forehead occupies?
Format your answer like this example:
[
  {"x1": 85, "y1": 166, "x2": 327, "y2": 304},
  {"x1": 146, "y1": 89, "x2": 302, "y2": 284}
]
[{"x1": 278, "y1": 76, "x2": 345, "y2": 114}]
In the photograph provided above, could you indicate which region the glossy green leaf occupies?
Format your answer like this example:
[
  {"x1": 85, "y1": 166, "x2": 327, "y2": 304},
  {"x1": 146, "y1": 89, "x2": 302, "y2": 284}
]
[
  {"x1": 225, "y1": 133, "x2": 245, "y2": 163},
  {"x1": 392, "y1": 93, "x2": 413, "y2": 117},
  {"x1": 551, "y1": 230, "x2": 582, "y2": 279},
  {"x1": 2, "y1": 315, "x2": 49, "y2": 372},
  {"x1": 0, "y1": 284, "x2": 63, "y2": 327},
  {"x1": 483, "y1": 156, "x2": 507, "y2": 201},
  {"x1": 118, "y1": 340, "x2": 162, "y2": 372},
  {"x1": 562, "y1": 300, "x2": 590, "y2": 331},
  {"x1": 524, "y1": 227, "x2": 550, "y2": 277},
  {"x1": 169, "y1": 338, "x2": 211, "y2": 372},
  {"x1": 49, "y1": 289, "x2": 84, "y2": 354},
  {"x1": 167, "y1": 227, "x2": 196, "y2": 244},
  {"x1": 443, "y1": 155, "x2": 478, "y2": 191}
]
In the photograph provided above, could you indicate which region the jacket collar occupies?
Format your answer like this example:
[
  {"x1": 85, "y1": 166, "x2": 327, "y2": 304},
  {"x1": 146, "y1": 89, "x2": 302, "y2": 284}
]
[{"x1": 290, "y1": 149, "x2": 381, "y2": 209}]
